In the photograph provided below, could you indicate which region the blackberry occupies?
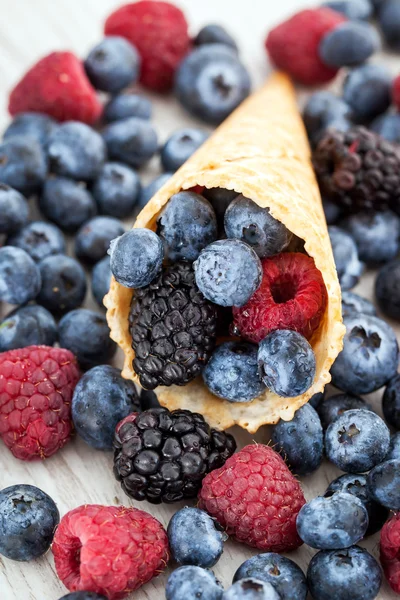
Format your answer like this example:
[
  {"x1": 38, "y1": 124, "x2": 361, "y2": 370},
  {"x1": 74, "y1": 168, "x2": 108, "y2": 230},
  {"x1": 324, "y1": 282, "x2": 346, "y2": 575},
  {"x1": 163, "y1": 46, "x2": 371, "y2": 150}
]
[
  {"x1": 129, "y1": 261, "x2": 217, "y2": 390},
  {"x1": 113, "y1": 408, "x2": 236, "y2": 504},
  {"x1": 313, "y1": 126, "x2": 400, "y2": 213}
]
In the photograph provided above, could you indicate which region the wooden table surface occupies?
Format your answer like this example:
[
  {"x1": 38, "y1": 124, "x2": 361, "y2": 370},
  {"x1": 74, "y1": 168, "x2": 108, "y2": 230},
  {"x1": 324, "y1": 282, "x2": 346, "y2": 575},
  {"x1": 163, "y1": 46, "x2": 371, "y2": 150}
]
[{"x1": 0, "y1": 1, "x2": 398, "y2": 598}]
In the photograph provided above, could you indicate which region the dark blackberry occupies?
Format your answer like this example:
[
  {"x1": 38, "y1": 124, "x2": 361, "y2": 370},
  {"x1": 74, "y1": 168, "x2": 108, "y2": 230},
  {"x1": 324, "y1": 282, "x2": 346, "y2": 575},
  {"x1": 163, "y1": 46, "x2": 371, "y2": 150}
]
[
  {"x1": 313, "y1": 126, "x2": 400, "y2": 213},
  {"x1": 113, "y1": 408, "x2": 236, "y2": 504},
  {"x1": 129, "y1": 261, "x2": 217, "y2": 390}
]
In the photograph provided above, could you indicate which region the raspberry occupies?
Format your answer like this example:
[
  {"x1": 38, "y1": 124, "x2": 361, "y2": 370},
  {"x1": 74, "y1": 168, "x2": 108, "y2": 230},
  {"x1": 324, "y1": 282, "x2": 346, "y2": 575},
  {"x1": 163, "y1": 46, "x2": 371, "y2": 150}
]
[
  {"x1": 265, "y1": 8, "x2": 346, "y2": 85},
  {"x1": 232, "y1": 253, "x2": 327, "y2": 344},
  {"x1": 52, "y1": 504, "x2": 169, "y2": 600},
  {"x1": 380, "y1": 512, "x2": 400, "y2": 594},
  {"x1": 0, "y1": 345, "x2": 80, "y2": 460},
  {"x1": 9, "y1": 52, "x2": 102, "y2": 124},
  {"x1": 198, "y1": 444, "x2": 306, "y2": 553},
  {"x1": 104, "y1": 1, "x2": 190, "y2": 92},
  {"x1": 393, "y1": 75, "x2": 400, "y2": 111}
]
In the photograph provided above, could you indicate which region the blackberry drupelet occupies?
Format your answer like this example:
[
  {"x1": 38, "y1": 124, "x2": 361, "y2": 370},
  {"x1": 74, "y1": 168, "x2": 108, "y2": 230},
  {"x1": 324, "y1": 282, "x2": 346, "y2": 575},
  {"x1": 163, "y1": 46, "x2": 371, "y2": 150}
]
[
  {"x1": 313, "y1": 126, "x2": 400, "y2": 213},
  {"x1": 113, "y1": 408, "x2": 236, "y2": 504},
  {"x1": 129, "y1": 261, "x2": 217, "y2": 390}
]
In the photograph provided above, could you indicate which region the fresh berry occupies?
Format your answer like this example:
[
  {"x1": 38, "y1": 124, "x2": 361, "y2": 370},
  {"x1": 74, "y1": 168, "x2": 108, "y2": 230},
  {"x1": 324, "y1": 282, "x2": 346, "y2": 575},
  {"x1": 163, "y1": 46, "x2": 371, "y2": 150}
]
[
  {"x1": 202, "y1": 342, "x2": 266, "y2": 403},
  {"x1": 4, "y1": 112, "x2": 56, "y2": 147},
  {"x1": 394, "y1": 74, "x2": 400, "y2": 110},
  {"x1": 194, "y1": 24, "x2": 238, "y2": 52},
  {"x1": 341, "y1": 290, "x2": 376, "y2": 317},
  {"x1": 380, "y1": 512, "x2": 400, "y2": 594},
  {"x1": 367, "y1": 459, "x2": 400, "y2": 510},
  {"x1": 0, "y1": 184, "x2": 29, "y2": 235},
  {"x1": 102, "y1": 117, "x2": 158, "y2": 168},
  {"x1": 387, "y1": 432, "x2": 400, "y2": 461},
  {"x1": 328, "y1": 226, "x2": 364, "y2": 290},
  {"x1": 271, "y1": 403, "x2": 323, "y2": 475},
  {"x1": 224, "y1": 195, "x2": 292, "y2": 258},
  {"x1": 84, "y1": 36, "x2": 140, "y2": 93},
  {"x1": 59, "y1": 594, "x2": 107, "y2": 600},
  {"x1": 0, "y1": 246, "x2": 41, "y2": 305},
  {"x1": 8, "y1": 52, "x2": 102, "y2": 124},
  {"x1": 0, "y1": 484, "x2": 59, "y2": 561},
  {"x1": 91, "y1": 255, "x2": 111, "y2": 308},
  {"x1": 0, "y1": 136, "x2": 47, "y2": 195},
  {"x1": 161, "y1": 128, "x2": 209, "y2": 172},
  {"x1": 265, "y1": 8, "x2": 346, "y2": 85},
  {"x1": 223, "y1": 579, "x2": 280, "y2": 600},
  {"x1": 203, "y1": 187, "x2": 239, "y2": 227},
  {"x1": 331, "y1": 313, "x2": 399, "y2": 394},
  {"x1": 198, "y1": 444, "x2": 306, "y2": 552},
  {"x1": 175, "y1": 45, "x2": 251, "y2": 125},
  {"x1": 343, "y1": 64, "x2": 392, "y2": 121},
  {"x1": 323, "y1": 197, "x2": 343, "y2": 224},
  {"x1": 371, "y1": 112, "x2": 400, "y2": 143},
  {"x1": 232, "y1": 252, "x2": 327, "y2": 342},
  {"x1": 40, "y1": 177, "x2": 97, "y2": 233},
  {"x1": 375, "y1": 259, "x2": 400, "y2": 320},
  {"x1": 113, "y1": 407, "x2": 236, "y2": 503},
  {"x1": 233, "y1": 553, "x2": 307, "y2": 600},
  {"x1": 72, "y1": 365, "x2": 139, "y2": 450},
  {"x1": 166, "y1": 566, "x2": 223, "y2": 600},
  {"x1": 322, "y1": 0, "x2": 373, "y2": 20},
  {"x1": 317, "y1": 393, "x2": 371, "y2": 429},
  {"x1": 303, "y1": 91, "x2": 353, "y2": 145},
  {"x1": 319, "y1": 21, "x2": 379, "y2": 67},
  {"x1": 341, "y1": 210, "x2": 400, "y2": 264},
  {"x1": 47, "y1": 121, "x2": 106, "y2": 181},
  {"x1": 37, "y1": 254, "x2": 87, "y2": 315},
  {"x1": 104, "y1": 1, "x2": 190, "y2": 92},
  {"x1": 0, "y1": 345, "x2": 80, "y2": 460},
  {"x1": 325, "y1": 473, "x2": 388, "y2": 536},
  {"x1": 140, "y1": 389, "x2": 160, "y2": 410},
  {"x1": 383, "y1": 373, "x2": 400, "y2": 429},
  {"x1": 75, "y1": 216, "x2": 124, "y2": 264},
  {"x1": 8, "y1": 221, "x2": 66, "y2": 262},
  {"x1": 0, "y1": 305, "x2": 57, "y2": 352},
  {"x1": 92, "y1": 162, "x2": 141, "y2": 218},
  {"x1": 325, "y1": 409, "x2": 390, "y2": 473},
  {"x1": 309, "y1": 391, "x2": 325, "y2": 410},
  {"x1": 137, "y1": 172, "x2": 173, "y2": 209},
  {"x1": 109, "y1": 229, "x2": 163, "y2": 289},
  {"x1": 52, "y1": 504, "x2": 168, "y2": 600},
  {"x1": 103, "y1": 93, "x2": 152, "y2": 123},
  {"x1": 377, "y1": 0, "x2": 400, "y2": 51},
  {"x1": 167, "y1": 507, "x2": 224, "y2": 568},
  {"x1": 307, "y1": 546, "x2": 382, "y2": 600}
]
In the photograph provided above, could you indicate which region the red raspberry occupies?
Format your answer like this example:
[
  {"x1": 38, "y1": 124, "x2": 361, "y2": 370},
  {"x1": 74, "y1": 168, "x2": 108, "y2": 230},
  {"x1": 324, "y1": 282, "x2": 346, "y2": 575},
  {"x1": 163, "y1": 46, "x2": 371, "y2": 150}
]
[
  {"x1": 104, "y1": 1, "x2": 190, "y2": 92},
  {"x1": 9, "y1": 52, "x2": 102, "y2": 124},
  {"x1": 232, "y1": 252, "x2": 327, "y2": 344},
  {"x1": 198, "y1": 444, "x2": 306, "y2": 553},
  {"x1": 265, "y1": 8, "x2": 346, "y2": 85},
  {"x1": 380, "y1": 512, "x2": 400, "y2": 594},
  {"x1": 393, "y1": 75, "x2": 400, "y2": 111},
  {"x1": 0, "y1": 345, "x2": 80, "y2": 461},
  {"x1": 52, "y1": 504, "x2": 169, "y2": 600}
]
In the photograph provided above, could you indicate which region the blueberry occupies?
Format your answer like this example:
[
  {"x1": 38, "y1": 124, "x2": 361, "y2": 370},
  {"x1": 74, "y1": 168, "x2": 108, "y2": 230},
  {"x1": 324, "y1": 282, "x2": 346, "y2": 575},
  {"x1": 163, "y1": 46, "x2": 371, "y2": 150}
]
[
  {"x1": 203, "y1": 187, "x2": 239, "y2": 226},
  {"x1": 137, "y1": 173, "x2": 173, "y2": 209},
  {"x1": 330, "y1": 314, "x2": 399, "y2": 394},
  {"x1": 166, "y1": 565, "x2": 224, "y2": 600},
  {"x1": 325, "y1": 409, "x2": 390, "y2": 473},
  {"x1": 233, "y1": 553, "x2": 307, "y2": 600},
  {"x1": 341, "y1": 290, "x2": 376, "y2": 317},
  {"x1": 0, "y1": 246, "x2": 41, "y2": 305},
  {"x1": 0, "y1": 484, "x2": 59, "y2": 561},
  {"x1": 367, "y1": 459, "x2": 400, "y2": 510},
  {"x1": 194, "y1": 24, "x2": 238, "y2": 52},
  {"x1": 387, "y1": 432, "x2": 400, "y2": 460},
  {"x1": 296, "y1": 492, "x2": 368, "y2": 550},
  {"x1": 325, "y1": 473, "x2": 388, "y2": 536},
  {"x1": 109, "y1": 229, "x2": 163, "y2": 288},
  {"x1": 323, "y1": 0, "x2": 373, "y2": 20},
  {"x1": 140, "y1": 389, "x2": 160, "y2": 410},
  {"x1": 175, "y1": 45, "x2": 251, "y2": 125},
  {"x1": 58, "y1": 309, "x2": 117, "y2": 370},
  {"x1": 375, "y1": 259, "x2": 400, "y2": 320},
  {"x1": 271, "y1": 403, "x2": 323, "y2": 475},
  {"x1": 157, "y1": 191, "x2": 218, "y2": 262},
  {"x1": 319, "y1": 22, "x2": 379, "y2": 68},
  {"x1": 103, "y1": 93, "x2": 152, "y2": 123},
  {"x1": 4, "y1": 112, "x2": 56, "y2": 147},
  {"x1": 40, "y1": 177, "x2": 97, "y2": 233},
  {"x1": 317, "y1": 393, "x2": 372, "y2": 430},
  {"x1": 102, "y1": 117, "x2": 158, "y2": 169},
  {"x1": 307, "y1": 546, "x2": 382, "y2": 600},
  {"x1": 72, "y1": 365, "x2": 139, "y2": 450},
  {"x1": 75, "y1": 216, "x2": 125, "y2": 264},
  {"x1": 224, "y1": 195, "x2": 292, "y2": 258},
  {"x1": 84, "y1": 36, "x2": 140, "y2": 93},
  {"x1": 343, "y1": 64, "x2": 392, "y2": 122},
  {"x1": 58, "y1": 594, "x2": 107, "y2": 600},
  {"x1": 378, "y1": 0, "x2": 400, "y2": 51},
  {"x1": 91, "y1": 255, "x2": 111, "y2": 308},
  {"x1": 37, "y1": 254, "x2": 87, "y2": 315},
  {"x1": 47, "y1": 121, "x2": 106, "y2": 181},
  {"x1": 194, "y1": 239, "x2": 262, "y2": 307},
  {"x1": 340, "y1": 210, "x2": 400, "y2": 264},
  {"x1": 202, "y1": 342, "x2": 266, "y2": 402},
  {"x1": 303, "y1": 92, "x2": 353, "y2": 145},
  {"x1": 328, "y1": 226, "x2": 364, "y2": 290},
  {"x1": 0, "y1": 135, "x2": 47, "y2": 195},
  {"x1": 322, "y1": 197, "x2": 343, "y2": 225},
  {"x1": 309, "y1": 391, "x2": 325, "y2": 410},
  {"x1": 223, "y1": 579, "x2": 281, "y2": 600},
  {"x1": 258, "y1": 330, "x2": 316, "y2": 398},
  {"x1": 161, "y1": 128, "x2": 209, "y2": 172},
  {"x1": 371, "y1": 112, "x2": 400, "y2": 143},
  {"x1": 8, "y1": 221, "x2": 66, "y2": 262},
  {"x1": 0, "y1": 305, "x2": 57, "y2": 352},
  {"x1": 0, "y1": 183, "x2": 29, "y2": 235},
  {"x1": 92, "y1": 162, "x2": 141, "y2": 218},
  {"x1": 382, "y1": 373, "x2": 400, "y2": 429}
]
